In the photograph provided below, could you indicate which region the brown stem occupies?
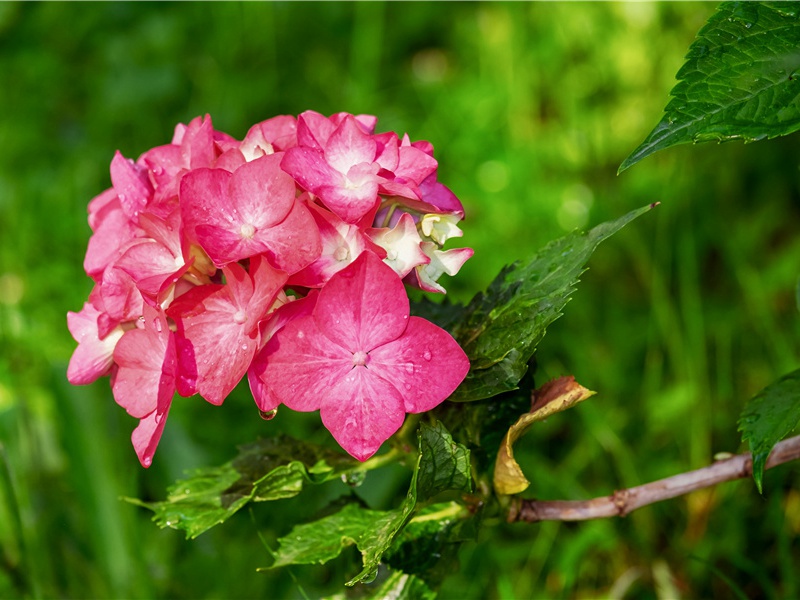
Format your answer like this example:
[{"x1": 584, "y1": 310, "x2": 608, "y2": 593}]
[{"x1": 508, "y1": 434, "x2": 800, "y2": 523}]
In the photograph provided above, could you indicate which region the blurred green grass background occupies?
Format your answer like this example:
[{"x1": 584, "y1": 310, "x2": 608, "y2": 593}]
[{"x1": 1, "y1": 2, "x2": 799, "y2": 598}]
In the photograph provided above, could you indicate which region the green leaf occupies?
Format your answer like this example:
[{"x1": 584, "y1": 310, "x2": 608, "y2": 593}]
[
  {"x1": 383, "y1": 502, "x2": 478, "y2": 588},
  {"x1": 268, "y1": 503, "x2": 386, "y2": 568},
  {"x1": 620, "y1": 2, "x2": 800, "y2": 172},
  {"x1": 268, "y1": 422, "x2": 475, "y2": 587},
  {"x1": 738, "y1": 368, "x2": 800, "y2": 492},
  {"x1": 416, "y1": 422, "x2": 472, "y2": 501},
  {"x1": 125, "y1": 435, "x2": 361, "y2": 538},
  {"x1": 449, "y1": 203, "x2": 657, "y2": 402},
  {"x1": 366, "y1": 570, "x2": 437, "y2": 600}
]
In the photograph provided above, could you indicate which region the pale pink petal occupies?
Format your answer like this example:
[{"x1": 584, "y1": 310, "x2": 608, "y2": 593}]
[
  {"x1": 317, "y1": 182, "x2": 380, "y2": 224},
  {"x1": 319, "y1": 366, "x2": 406, "y2": 461},
  {"x1": 366, "y1": 213, "x2": 430, "y2": 278},
  {"x1": 66, "y1": 303, "x2": 124, "y2": 385},
  {"x1": 314, "y1": 252, "x2": 408, "y2": 353},
  {"x1": 368, "y1": 316, "x2": 470, "y2": 413},
  {"x1": 324, "y1": 116, "x2": 377, "y2": 175},
  {"x1": 110, "y1": 151, "x2": 153, "y2": 221},
  {"x1": 395, "y1": 145, "x2": 438, "y2": 184},
  {"x1": 84, "y1": 200, "x2": 140, "y2": 280}
]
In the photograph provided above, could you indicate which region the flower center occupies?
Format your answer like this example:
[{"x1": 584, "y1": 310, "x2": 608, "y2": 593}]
[
  {"x1": 352, "y1": 350, "x2": 369, "y2": 367},
  {"x1": 334, "y1": 246, "x2": 350, "y2": 262},
  {"x1": 240, "y1": 222, "x2": 256, "y2": 239}
]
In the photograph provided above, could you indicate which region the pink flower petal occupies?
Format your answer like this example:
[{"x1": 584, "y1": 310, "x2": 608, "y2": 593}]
[
  {"x1": 314, "y1": 252, "x2": 409, "y2": 353},
  {"x1": 319, "y1": 366, "x2": 406, "y2": 461},
  {"x1": 131, "y1": 407, "x2": 170, "y2": 468},
  {"x1": 324, "y1": 116, "x2": 377, "y2": 175},
  {"x1": 167, "y1": 259, "x2": 286, "y2": 405},
  {"x1": 66, "y1": 303, "x2": 124, "y2": 385},
  {"x1": 110, "y1": 151, "x2": 152, "y2": 221},
  {"x1": 368, "y1": 316, "x2": 470, "y2": 413}
]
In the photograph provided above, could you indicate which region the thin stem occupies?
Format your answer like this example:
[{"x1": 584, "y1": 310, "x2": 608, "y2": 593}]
[{"x1": 508, "y1": 434, "x2": 800, "y2": 523}]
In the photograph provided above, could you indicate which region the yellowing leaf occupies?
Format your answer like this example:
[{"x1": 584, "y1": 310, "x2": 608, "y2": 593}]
[{"x1": 493, "y1": 376, "x2": 595, "y2": 495}]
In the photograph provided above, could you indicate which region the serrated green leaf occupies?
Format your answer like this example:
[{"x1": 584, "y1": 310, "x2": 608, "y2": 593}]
[
  {"x1": 267, "y1": 423, "x2": 475, "y2": 587},
  {"x1": 620, "y1": 2, "x2": 800, "y2": 172},
  {"x1": 738, "y1": 368, "x2": 800, "y2": 492},
  {"x1": 125, "y1": 435, "x2": 360, "y2": 538},
  {"x1": 449, "y1": 203, "x2": 656, "y2": 402},
  {"x1": 268, "y1": 503, "x2": 386, "y2": 568},
  {"x1": 417, "y1": 422, "x2": 472, "y2": 501},
  {"x1": 383, "y1": 502, "x2": 478, "y2": 588}
]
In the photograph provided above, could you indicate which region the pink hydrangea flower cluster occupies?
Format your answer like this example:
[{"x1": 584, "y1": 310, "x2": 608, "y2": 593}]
[{"x1": 67, "y1": 112, "x2": 472, "y2": 466}]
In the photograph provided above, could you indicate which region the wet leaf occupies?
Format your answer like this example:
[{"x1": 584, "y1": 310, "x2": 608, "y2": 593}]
[
  {"x1": 620, "y1": 2, "x2": 800, "y2": 172},
  {"x1": 494, "y1": 376, "x2": 595, "y2": 495},
  {"x1": 449, "y1": 204, "x2": 655, "y2": 402},
  {"x1": 124, "y1": 435, "x2": 360, "y2": 539},
  {"x1": 738, "y1": 368, "x2": 800, "y2": 492}
]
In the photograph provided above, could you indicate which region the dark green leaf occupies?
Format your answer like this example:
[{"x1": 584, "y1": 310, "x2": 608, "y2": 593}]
[
  {"x1": 738, "y1": 368, "x2": 800, "y2": 492},
  {"x1": 125, "y1": 435, "x2": 360, "y2": 539},
  {"x1": 268, "y1": 423, "x2": 475, "y2": 586},
  {"x1": 410, "y1": 296, "x2": 466, "y2": 333},
  {"x1": 620, "y1": 2, "x2": 800, "y2": 172},
  {"x1": 383, "y1": 502, "x2": 478, "y2": 588},
  {"x1": 416, "y1": 422, "x2": 472, "y2": 501},
  {"x1": 449, "y1": 203, "x2": 657, "y2": 402}
]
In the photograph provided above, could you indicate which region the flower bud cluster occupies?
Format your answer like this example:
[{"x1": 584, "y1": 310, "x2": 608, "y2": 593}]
[{"x1": 67, "y1": 112, "x2": 472, "y2": 465}]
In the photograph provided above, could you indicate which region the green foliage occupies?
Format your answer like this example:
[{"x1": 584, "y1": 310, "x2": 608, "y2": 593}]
[
  {"x1": 449, "y1": 203, "x2": 658, "y2": 402},
  {"x1": 738, "y1": 369, "x2": 800, "y2": 492},
  {"x1": 266, "y1": 422, "x2": 473, "y2": 587},
  {"x1": 4, "y1": 3, "x2": 800, "y2": 599},
  {"x1": 620, "y1": 1, "x2": 800, "y2": 172},
  {"x1": 126, "y1": 435, "x2": 362, "y2": 539}
]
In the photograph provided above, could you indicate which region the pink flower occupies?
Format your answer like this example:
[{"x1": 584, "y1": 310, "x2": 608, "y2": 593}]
[
  {"x1": 111, "y1": 304, "x2": 177, "y2": 467},
  {"x1": 282, "y1": 114, "x2": 393, "y2": 223},
  {"x1": 254, "y1": 252, "x2": 469, "y2": 461},
  {"x1": 167, "y1": 255, "x2": 287, "y2": 405},
  {"x1": 180, "y1": 153, "x2": 321, "y2": 273}
]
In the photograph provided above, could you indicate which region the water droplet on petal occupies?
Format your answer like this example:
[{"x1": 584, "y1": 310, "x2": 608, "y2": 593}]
[
  {"x1": 259, "y1": 407, "x2": 278, "y2": 420},
  {"x1": 405, "y1": 363, "x2": 415, "y2": 374},
  {"x1": 423, "y1": 350, "x2": 432, "y2": 361},
  {"x1": 241, "y1": 344, "x2": 248, "y2": 351},
  {"x1": 143, "y1": 456, "x2": 152, "y2": 467},
  {"x1": 153, "y1": 318, "x2": 163, "y2": 333}
]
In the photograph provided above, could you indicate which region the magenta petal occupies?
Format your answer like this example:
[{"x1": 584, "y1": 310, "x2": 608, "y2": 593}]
[
  {"x1": 319, "y1": 366, "x2": 406, "y2": 461},
  {"x1": 315, "y1": 252, "x2": 409, "y2": 352},
  {"x1": 257, "y1": 314, "x2": 352, "y2": 412},
  {"x1": 368, "y1": 317, "x2": 470, "y2": 413},
  {"x1": 248, "y1": 201, "x2": 322, "y2": 274}
]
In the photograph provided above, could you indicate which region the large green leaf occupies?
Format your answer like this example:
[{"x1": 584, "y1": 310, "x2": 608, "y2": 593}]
[
  {"x1": 125, "y1": 435, "x2": 361, "y2": 539},
  {"x1": 267, "y1": 422, "x2": 473, "y2": 586},
  {"x1": 738, "y1": 368, "x2": 800, "y2": 492},
  {"x1": 620, "y1": 2, "x2": 800, "y2": 172},
  {"x1": 448, "y1": 203, "x2": 657, "y2": 402}
]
